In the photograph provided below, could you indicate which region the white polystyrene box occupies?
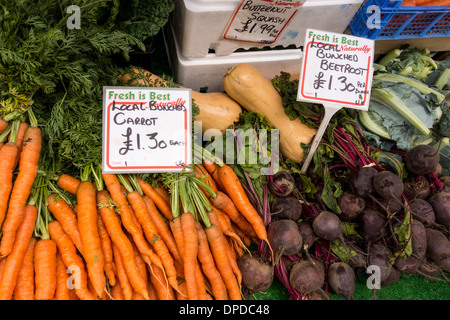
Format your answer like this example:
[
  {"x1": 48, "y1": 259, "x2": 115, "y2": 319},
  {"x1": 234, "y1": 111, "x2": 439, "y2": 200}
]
[
  {"x1": 164, "y1": 22, "x2": 303, "y2": 93},
  {"x1": 170, "y1": 0, "x2": 364, "y2": 58}
]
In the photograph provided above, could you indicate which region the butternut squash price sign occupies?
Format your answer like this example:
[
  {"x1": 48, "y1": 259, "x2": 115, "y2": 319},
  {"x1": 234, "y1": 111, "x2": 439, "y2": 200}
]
[
  {"x1": 102, "y1": 86, "x2": 192, "y2": 173},
  {"x1": 223, "y1": 0, "x2": 305, "y2": 44},
  {"x1": 296, "y1": 29, "x2": 375, "y2": 173}
]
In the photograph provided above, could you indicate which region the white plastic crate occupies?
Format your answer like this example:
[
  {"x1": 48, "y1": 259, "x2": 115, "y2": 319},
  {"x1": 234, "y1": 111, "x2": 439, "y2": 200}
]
[
  {"x1": 164, "y1": 23, "x2": 303, "y2": 93},
  {"x1": 170, "y1": 0, "x2": 364, "y2": 58}
]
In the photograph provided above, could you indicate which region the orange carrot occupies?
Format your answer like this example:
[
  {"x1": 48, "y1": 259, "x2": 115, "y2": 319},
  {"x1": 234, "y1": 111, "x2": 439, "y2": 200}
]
[
  {"x1": 153, "y1": 183, "x2": 171, "y2": 206},
  {"x1": 48, "y1": 220, "x2": 96, "y2": 300},
  {"x1": 142, "y1": 195, "x2": 182, "y2": 262},
  {"x1": 112, "y1": 243, "x2": 133, "y2": 300},
  {"x1": 128, "y1": 190, "x2": 178, "y2": 291},
  {"x1": 0, "y1": 204, "x2": 38, "y2": 300},
  {"x1": 54, "y1": 252, "x2": 71, "y2": 300},
  {"x1": 0, "y1": 117, "x2": 8, "y2": 134},
  {"x1": 103, "y1": 174, "x2": 162, "y2": 270},
  {"x1": 195, "y1": 221, "x2": 228, "y2": 300},
  {"x1": 56, "y1": 174, "x2": 81, "y2": 195},
  {"x1": 210, "y1": 190, "x2": 256, "y2": 238},
  {"x1": 181, "y1": 212, "x2": 199, "y2": 300},
  {"x1": 111, "y1": 282, "x2": 125, "y2": 300},
  {"x1": 205, "y1": 223, "x2": 242, "y2": 300},
  {"x1": 13, "y1": 237, "x2": 37, "y2": 300},
  {"x1": 148, "y1": 264, "x2": 175, "y2": 300},
  {"x1": 194, "y1": 164, "x2": 218, "y2": 198},
  {"x1": 203, "y1": 158, "x2": 224, "y2": 190},
  {"x1": 34, "y1": 239, "x2": 57, "y2": 300},
  {"x1": 401, "y1": 0, "x2": 416, "y2": 5},
  {"x1": 137, "y1": 177, "x2": 173, "y2": 220},
  {"x1": 195, "y1": 264, "x2": 209, "y2": 300},
  {"x1": 1, "y1": 126, "x2": 41, "y2": 257},
  {"x1": 96, "y1": 190, "x2": 150, "y2": 300},
  {"x1": 47, "y1": 193, "x2": 83, "y2": 255},
  {"x1": 76, "y1": 181, "x2": 105, "y2": 298},
  {"x1": 97, "y1": 213, "x2": 115, "y2": 286},
  {"x1": 0, "y1": 142, "x2": 19, "y2": 227},
  {"x1": 224, "y1": 236, "x2": 242, "y2": 286},
  {"x1": 217, "y1": 164, "x2": 269, "y2": 244},
  {"x1": 10, "y1": 121, "x2": 29, "y2": 169}
]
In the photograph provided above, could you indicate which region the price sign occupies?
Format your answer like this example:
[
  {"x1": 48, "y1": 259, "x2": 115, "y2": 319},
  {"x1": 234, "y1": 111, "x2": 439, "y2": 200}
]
[
  {"x1": 223, "y1": 0, "x2": 305, "y2": 44},
  {"x1": 298, "y1": 29, "x2": 374, "y2": 109},
  {"x1": 297, "y1": 29, "x2": 375, "y2": 173},
  {"x1": 102, "y1": 86, "x2": 192, "y2": 173}
]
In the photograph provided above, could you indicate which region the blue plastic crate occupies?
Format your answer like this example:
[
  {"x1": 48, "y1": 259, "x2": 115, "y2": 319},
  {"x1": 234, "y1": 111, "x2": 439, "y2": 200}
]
[{"x1": 349, "y1": 0, "x2": 450, "y2": 40}]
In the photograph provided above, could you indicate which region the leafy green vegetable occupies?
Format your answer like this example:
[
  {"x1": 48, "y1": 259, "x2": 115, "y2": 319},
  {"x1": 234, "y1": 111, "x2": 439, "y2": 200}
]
[{"x1": 393, "y1": 206, "x2": 413, "y2": 260}]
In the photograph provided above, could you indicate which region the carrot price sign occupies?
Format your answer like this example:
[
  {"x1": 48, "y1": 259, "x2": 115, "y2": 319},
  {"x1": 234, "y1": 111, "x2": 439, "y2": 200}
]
[
  {"x1": 297, "y1": 29, "x2": 375, "y2": 110},
  {"x1": 223, "y1": 0, "x2": 305, "y2": 44},
  {"x1": 102, "y1": 86, "x2": 192, "y2": 173}
]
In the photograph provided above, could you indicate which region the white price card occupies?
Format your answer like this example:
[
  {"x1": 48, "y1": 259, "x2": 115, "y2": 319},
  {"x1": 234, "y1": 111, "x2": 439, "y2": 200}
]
[
  {"x1": 297, "y1": 29, "x2": 375, "y2": 173},
  {"x1": 102, "y1": 86, "x2": 192, "y2": 173},
  {"x1": 297, "y1": 29, "x2": 375, "y2": 110},
  {"x1": 223, "y1": 0, "x2": 305, "y2": 44}
]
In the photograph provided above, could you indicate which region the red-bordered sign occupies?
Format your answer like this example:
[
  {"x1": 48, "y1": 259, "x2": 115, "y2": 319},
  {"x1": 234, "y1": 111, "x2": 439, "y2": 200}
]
[
  {"x1": 102, "y1": 87, "x2": 192, "y2": 173},
  {"x1": 297, "y1": 29, "x2": 375, "y2": 111},
  {"x1": 223, "y1": 0, "x2": 305, "y2": 44}
]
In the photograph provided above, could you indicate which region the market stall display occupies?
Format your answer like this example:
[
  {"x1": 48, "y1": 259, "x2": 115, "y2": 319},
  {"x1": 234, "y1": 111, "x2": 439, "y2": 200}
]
[{"x1": 0, "y1": 0, "x2": 448, "y2": 301}]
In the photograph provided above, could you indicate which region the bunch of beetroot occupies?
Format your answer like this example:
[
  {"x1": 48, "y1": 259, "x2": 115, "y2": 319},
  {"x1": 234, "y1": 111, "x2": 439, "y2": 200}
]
[{"x1": 237, "y1": 144, "x2": 449, "y2": 300}]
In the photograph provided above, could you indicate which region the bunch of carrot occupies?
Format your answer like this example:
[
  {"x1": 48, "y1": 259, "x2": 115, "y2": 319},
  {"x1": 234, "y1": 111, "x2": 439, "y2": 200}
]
[
  {"x1": 401, "y1": 0, "x2": 450, "y2": 6},
  {"x1": 0, "y1": 121, "x2": 268, "y2": 301}
]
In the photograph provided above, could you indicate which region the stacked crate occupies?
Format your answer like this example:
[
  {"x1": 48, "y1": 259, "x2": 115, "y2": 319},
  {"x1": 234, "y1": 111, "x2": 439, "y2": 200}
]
[{"x1": 165, "y1": 0, "x2": 365, "y2": 92}]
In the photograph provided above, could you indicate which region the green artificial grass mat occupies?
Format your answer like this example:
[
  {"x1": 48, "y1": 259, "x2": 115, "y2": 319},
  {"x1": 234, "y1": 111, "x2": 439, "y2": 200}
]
[{"x1": 246, "y1": 273, "x2": 450, "y2": 301}]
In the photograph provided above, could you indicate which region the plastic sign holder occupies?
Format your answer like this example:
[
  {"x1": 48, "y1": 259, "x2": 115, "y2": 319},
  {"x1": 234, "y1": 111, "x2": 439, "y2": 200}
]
[
  {"x1": 297, "y1": 28, "x2": 374, "y2": 173},
  {"x1": 102, "y1": 86, "x2": 192, "y2": 173}
]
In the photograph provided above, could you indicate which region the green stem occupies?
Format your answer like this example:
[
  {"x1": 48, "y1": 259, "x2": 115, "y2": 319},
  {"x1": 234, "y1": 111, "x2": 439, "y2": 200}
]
[
  {"x1": 117, "y1": 174, "x2": 133, "y2": 193},
  {"x1": 0, "y1": 121, "x2": 14, "y2": 143},
  {"x1": 91, "y1": 163, "x2": 104, "y2": 191},
  {"x1": 190, "y1": 182, "x2": 211, "y2": 229},
  {"x1": 171, "y1": 179, "x2": 181, "y2": 219},
  {"x1": 127, "y1": 174, "x2": 143, "y2": 196},
  {"x1": 27, "y1": 107, "x2": 38, "y2": 127}
]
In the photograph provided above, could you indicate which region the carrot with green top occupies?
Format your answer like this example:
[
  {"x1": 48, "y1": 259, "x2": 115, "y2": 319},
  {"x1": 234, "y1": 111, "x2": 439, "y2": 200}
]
[
  {"x1": 195, "y1": 220, "x2": 228, "y2": 300},
  {"x1": 103, "y1": 173, "x2": 163, "y2": 270},
  {"x1": 76, "y1": 173, "x2": 105, "y2": 298},
  {"x1": 13, "y1": 237, "x2": 37, "y2": 300},
  {"x1": 96, "y1": 189, "x2": 150, "y2": 300},
  {"x1": 54, "y1": 252, "x2": 71, "y2": 300},
  {"x1": 34, "y1": 238, "x2": 57, "y2": 300},
  {"x1": 56, "y1": 174, "x2": 81, "y2": 195},
  {"x1": 142, "y1": 195, "x2": 182, "y2": 263},
  {"x1": 1, "y1": 110, "x2": 42, "y2": 257},
  {"x1": 112, "y1": 243, "x2": 133, "y2": 300},
  {"x1": 47, "y1": 192, "x2": 83, "y2": 255},
  {"x1": 49, "y1": 220, "x2": 96, "y2": 300},
  {"x1": 97, "y1": 213, "x2": 115, "y2": 286},
  {"x1": 137, "y1": 177, "x2": 173, "y2": 220},
  {"x1": 0, "y1": 121, "x2": 20, "y2": 228},
  {"x1": 0, "y1": 204, "x2": 38, "y2": 300},
  {"x1": 217, "y1": 164, "x2": 269, "y2": 245},
  {"x1": 126, "y1": 175, "x2": 179, "y2": 291}
]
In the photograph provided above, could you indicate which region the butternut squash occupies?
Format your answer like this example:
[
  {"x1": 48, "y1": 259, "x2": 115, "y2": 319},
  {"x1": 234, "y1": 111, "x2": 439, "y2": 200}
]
[
  {"x1": 222, "y1": 64, "x2": 317, "y2": 164},
  {"x1": 119, "y1": 68, "x2": 242, "y2": 134}
]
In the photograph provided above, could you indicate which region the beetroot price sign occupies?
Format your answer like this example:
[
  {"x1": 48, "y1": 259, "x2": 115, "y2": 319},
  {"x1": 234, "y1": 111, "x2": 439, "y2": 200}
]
[
  {"x1": 297, "y1": 29, "x2": 374, "y2": 173},
  {"x1": 223, "y1": 0, "x2": 305, "y2": 44},
  {"x1": 297, "y1": 29, "x2": 375, "y2": 109},
  {"x1": 102, "y1": 87, "x2": 192, "y2": 173}
]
